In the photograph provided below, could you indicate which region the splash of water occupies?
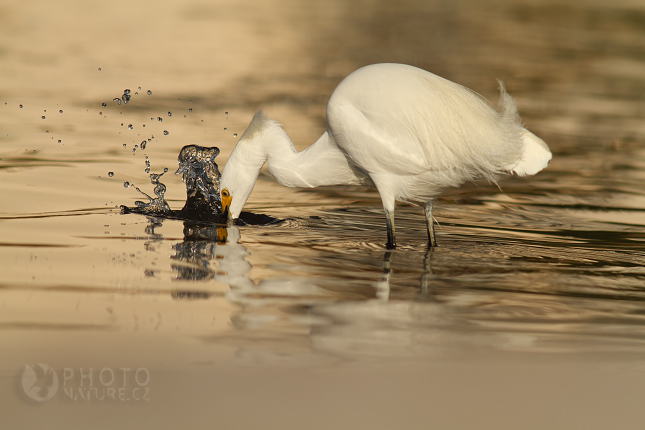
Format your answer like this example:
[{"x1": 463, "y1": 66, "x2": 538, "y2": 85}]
[
  {"x1": 121, "y1": 144, "x2": 224, "y2": 222},
  {"x1": 132, "y1": 168, "x2": 171, "y2": 215},
  {"x1": 122, "y1": 89, "x2": 131, "y2": 104},
  {"x1": 175, "y1": 145, "x2": 222, "y2": 220}
]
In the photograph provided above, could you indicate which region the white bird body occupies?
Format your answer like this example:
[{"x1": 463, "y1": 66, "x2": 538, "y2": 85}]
[{"x1": 219, "y1": 63, "x2": 551, "y2": 248}]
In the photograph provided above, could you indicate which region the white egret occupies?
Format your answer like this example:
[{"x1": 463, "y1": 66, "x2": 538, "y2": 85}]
[{"x1": 220, "y1": 63, "x2": 551, "y2": 248}]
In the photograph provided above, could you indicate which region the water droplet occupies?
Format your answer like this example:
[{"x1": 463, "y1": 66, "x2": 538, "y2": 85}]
[
  {"x1": 128, "y1": 124, "x2": 133, "y2": 130},
  {"x1": 132, "y1": 148, "x2": 136, "y2": 153},
  {"x1": 190, "y1": 100, "x2": 193, "y2": 104},
  {"x1": 44, "y1": 109, "x2": 46, "y2": 112},
  {"x1": 225, "y1": 112, "x2": 228, "y2": 115},
  {"x1": 98, "y1": 67, "x2": 102, "y2": 71},
  {"x1": 113, "y1": 98, "x2": 122, "y2": 105},
  {"x1": 46, "y1": 130, "x2": 49, "y2": 133},
  {"x1": 167, "y1": 111, "x2": 172, "y2": 117},
  {"x1": 147, "y1": 90, "x2": 152, "y2": 95},
  {"x1": 19, "y1": 104, "x2": 23, "y2": 108},
  {"x1": 224, "y1": 127, "x2": 227, "y2": 131},
  {"x1": 188, "y1": 108, "x2": 192, "y2": 112},
  {"x1": 163, "y1": 168, "x2": 168, "y2": 173},
  {"x1": 184, "y1": 115, "x2": 186, "y2": 118},
  {"x1": 99, "y1": 111, "x2": 102, "y2": 115},
  {"x1": 58, "y1": 139, "x2": 62, "y2": 143},
  {"x1": 41, "y1": 116, "x2": 46, "y2": 119},
  {"x1": 135, "y1": 144, "x2": 139, "y2": 148},
  {"x1": 157, "y1": 117, "x2": 162, "y2": 122},
  {"x1": 135, "y1": 92, "x2": 138, "y2": 96},
  {"x1": 234, "y1": 133, "x2": 237, "y2": 137},
  {"x1": 124, "y1": 181, "x2": 130, "y2": 188},
  {"x1": 141, "y1": 140, "x2": 147, "y2": 150},
  {"x1": 123, "y1": 144, "x2": 127, "y2": 147},
  {"x1": 108, "y1": 172, "x2": 114, "y2": 177},
  {"x1": 163, "y1": 130, "x2": 169, "y2": 135},
  {"x1": 138, "y1": 87, "x2": 141, "y2": 90},
  {"x1": 59, "y1": 110, "x2": 63, "y2": 113},
  {"x1": 102, "y1": 102, "x2": 107, "y2": 107}
]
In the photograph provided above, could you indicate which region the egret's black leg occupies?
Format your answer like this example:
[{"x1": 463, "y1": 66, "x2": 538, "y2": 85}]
[
  {"x1": 384, "y1": 208, "x2": 396, "y2": 249},
  {"x1": 424, "y1": 201, "x2": 438, "y2": 248}
]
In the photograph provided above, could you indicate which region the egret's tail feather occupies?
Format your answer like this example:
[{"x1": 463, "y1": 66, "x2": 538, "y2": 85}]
[{"x1": 508, "y1": 130, "x2": 552, "y2": 176}]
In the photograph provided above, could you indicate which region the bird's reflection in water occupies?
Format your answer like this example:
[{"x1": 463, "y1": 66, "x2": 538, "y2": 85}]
[
  {"x1": 376, "y1": 248, "x2": 435, "y2": 301},
  {"x1": 375, "y1": 250, "x2": 393, "y2": 301},
  {"x1": 142, "y1": 215, "x2": 459, "y2": 351},
  {"x1": 134, "y1": 216, "x2": 636, "y2": 360},
  {"x1": 138, "y1": 217, "x2": 531, "y2": 359},
  {"x1": 153, "y1": 214, "x2": 438, "y2": 303},
  {"x1": 171, "y1": 223, "x2": 224, "y2": 282},
  {"x1": 170, "y1": 221, "x2": 253, "y2": 299}
]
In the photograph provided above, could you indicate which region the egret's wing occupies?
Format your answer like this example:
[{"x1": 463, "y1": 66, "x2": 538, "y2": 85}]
[{"x1": 331, "y1": 103, "x2": 432, "y2": 176}]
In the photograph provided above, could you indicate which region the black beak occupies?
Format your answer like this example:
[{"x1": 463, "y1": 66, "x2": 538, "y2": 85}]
[{"x1": 221, "y1": 203, "x2": 230, "y2": 223}]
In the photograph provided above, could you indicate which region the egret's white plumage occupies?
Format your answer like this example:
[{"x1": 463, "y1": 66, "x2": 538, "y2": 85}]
[{"x1": 220, "y1": 63, "x2": 551, "y2": 248}]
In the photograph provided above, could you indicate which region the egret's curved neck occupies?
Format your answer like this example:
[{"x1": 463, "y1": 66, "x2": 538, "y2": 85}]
[
  {"x1": 266, "y1": 129, "x2": 363, "y2": 188},
  {"x1": 221, "y1": 117, "x2": 364, "y2": 218}
]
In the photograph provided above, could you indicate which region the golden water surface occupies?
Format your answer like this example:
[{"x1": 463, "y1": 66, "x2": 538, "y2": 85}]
[{"x1": 2, "y1": 0, "x2": 645, "y2": 428}]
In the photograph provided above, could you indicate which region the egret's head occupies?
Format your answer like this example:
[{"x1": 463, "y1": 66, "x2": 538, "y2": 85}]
[
  {"x1": 219, "y1": 167, "x2": 248, "y2": 220},
  {"x1": 219, "y1": 110, "x2": 277, "y2": 220},
  {"x1": 219, "y1": 153, "x2": 260, "y2": 220}
]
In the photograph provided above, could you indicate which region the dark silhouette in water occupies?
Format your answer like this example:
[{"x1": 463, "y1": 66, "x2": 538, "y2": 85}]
[{"x1": 175, "y1": 145, "x2": 223, "y2": 221}]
